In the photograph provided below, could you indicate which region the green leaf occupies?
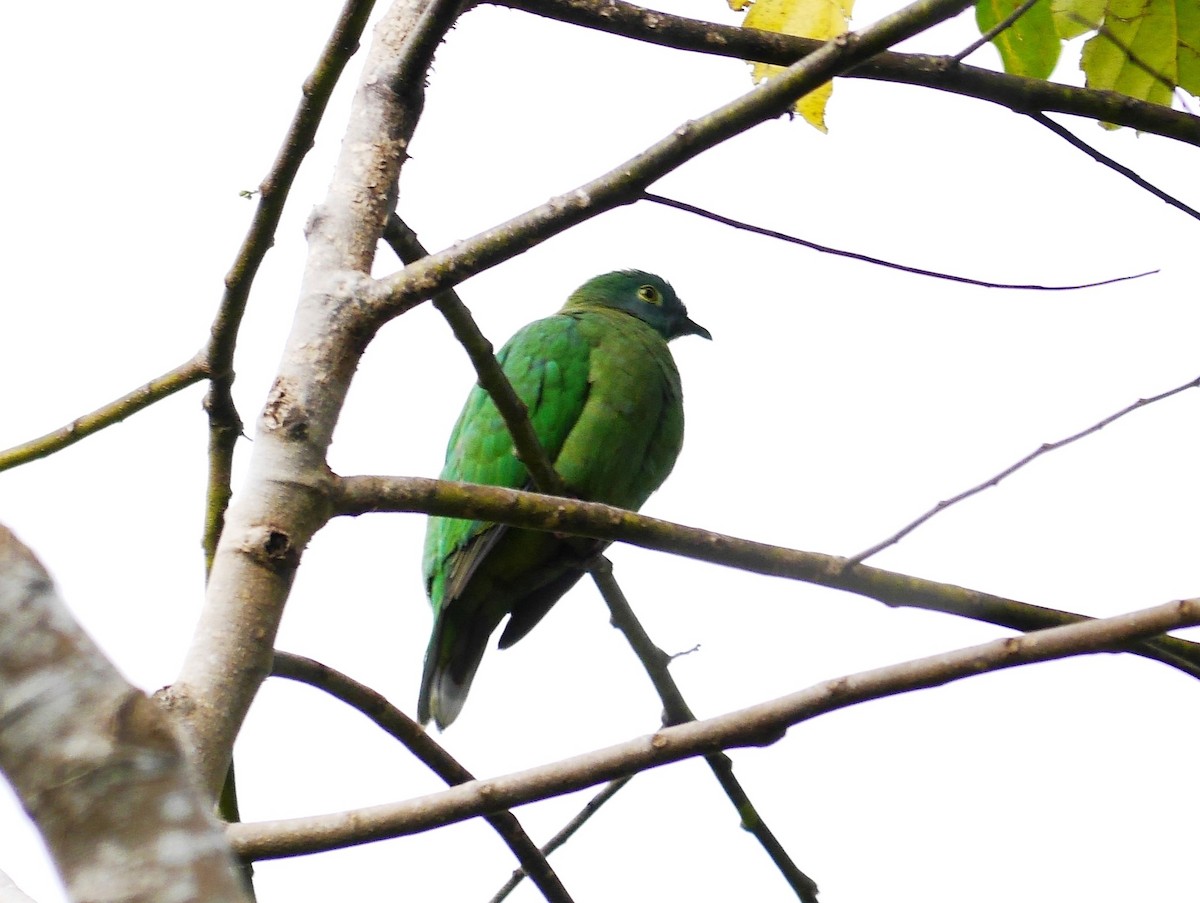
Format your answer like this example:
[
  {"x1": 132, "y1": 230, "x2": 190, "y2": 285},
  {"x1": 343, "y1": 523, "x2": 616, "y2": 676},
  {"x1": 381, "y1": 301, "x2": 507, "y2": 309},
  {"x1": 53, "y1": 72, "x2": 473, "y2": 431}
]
[
  {"x1": 1050, "y1": 0, "x2": 1106, "y2": 39},
  {"x1": 1080, "y1": 0, "x2": 1183, "y2": 109},
  {"x1": 1175, "y1": 0, "x2": 1199, "y2": 97},
  {"x1": 975, "y1": 0, "x2": 1062, "y2": 79}
]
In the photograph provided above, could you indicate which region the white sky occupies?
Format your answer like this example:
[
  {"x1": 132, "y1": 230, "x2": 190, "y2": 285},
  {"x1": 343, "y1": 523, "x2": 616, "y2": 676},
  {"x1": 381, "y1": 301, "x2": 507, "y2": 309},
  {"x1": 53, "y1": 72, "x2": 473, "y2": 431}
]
[{"x1": 1, "y1": 1, "x2": 1198, "y2": 902}]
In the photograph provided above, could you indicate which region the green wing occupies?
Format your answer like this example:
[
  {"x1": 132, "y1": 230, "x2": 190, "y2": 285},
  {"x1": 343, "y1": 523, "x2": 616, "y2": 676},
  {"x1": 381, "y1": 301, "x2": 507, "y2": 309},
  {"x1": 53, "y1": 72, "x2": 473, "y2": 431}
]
[
  {"x1": 419, "y1": 315, "x2": 592, "y2": 726},
  {"x1": 423, "y1": 315, "x2": 591, "y2": 610}
]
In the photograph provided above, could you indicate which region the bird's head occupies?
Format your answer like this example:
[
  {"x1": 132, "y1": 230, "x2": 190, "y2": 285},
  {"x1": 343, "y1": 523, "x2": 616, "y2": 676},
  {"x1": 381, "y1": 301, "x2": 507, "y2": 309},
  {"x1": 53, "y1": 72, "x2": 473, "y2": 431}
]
[{"x1": 564, "y1": 270, "x2": 712, "y2": 342}]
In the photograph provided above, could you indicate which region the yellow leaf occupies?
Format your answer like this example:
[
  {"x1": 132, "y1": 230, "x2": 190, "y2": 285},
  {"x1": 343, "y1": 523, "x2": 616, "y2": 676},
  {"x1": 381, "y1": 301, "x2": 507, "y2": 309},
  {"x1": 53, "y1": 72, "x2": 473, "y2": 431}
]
[{"x1": 741, "y1": 0, "x2": 855, "y2": 132}]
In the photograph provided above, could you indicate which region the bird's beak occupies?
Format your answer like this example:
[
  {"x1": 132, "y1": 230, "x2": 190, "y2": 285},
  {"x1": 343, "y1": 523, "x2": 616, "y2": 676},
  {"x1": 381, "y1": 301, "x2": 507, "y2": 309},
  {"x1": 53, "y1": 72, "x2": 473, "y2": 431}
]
[{"x1": 678, "y1": 315, "x2": 712, "y2": 341}]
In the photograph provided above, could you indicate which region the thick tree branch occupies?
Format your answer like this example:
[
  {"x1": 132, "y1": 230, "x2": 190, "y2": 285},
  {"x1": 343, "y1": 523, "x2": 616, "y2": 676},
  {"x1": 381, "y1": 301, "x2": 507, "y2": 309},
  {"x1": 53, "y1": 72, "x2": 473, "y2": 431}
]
[
  {"x1": 0, "y1": 525, "x2": 249, "y2": 903},
  {"x1": 592, "y1": 558, "x2": 820, "y2": 903},
  {"x1": 167, "y1": 0, "x2": 460, "y2": 800},
  {"x1": 333, "y1": 474, "x2": 1200, "y2": 678},
  {"x1": 229, "y1": 597, "x2": 1200, "y2": 859},
  {"x1": 269, "y1": 652, "x2": 575, "y2": 903},
  {"x1": 497, "y1": 0, "x2": 1200, "y2": 147},
  {"x1": 202, "y1": 0, "x2": 381, "y2": 571}
]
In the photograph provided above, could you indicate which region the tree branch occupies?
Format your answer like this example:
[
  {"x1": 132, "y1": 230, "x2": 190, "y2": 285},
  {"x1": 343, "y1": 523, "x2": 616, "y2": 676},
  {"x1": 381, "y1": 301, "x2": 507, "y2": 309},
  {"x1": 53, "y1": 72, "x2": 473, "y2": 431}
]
[
  {"x1": 371, "y1": 0, "x2": 981, "y2": 324},
  {"x1": 1028, "y1": 113, "x2": 1200, "y2": 223},
  {"x1": 497, "y1": 0, "x2": 1200, "y2": 147},
  {"x1": 848, "y1": 373, "x2": 1200, "y2": 564},
  {"x1": 642, "y1": 192, "x2": 1158, "y2": 290},
  {"x1": 332, "y1": 474, "x2": 1200, "y2": 679},
  {"x1": 592, "y1": 558, "x2": 820, "y2": 903},
  {"x1": 228, "y1": 596, "x2": 1200, "y2": 860},
  {"x1": 202, "y1": 0, "x2": 381, "y2": 571},
  {"x1": 269, "y1": 652, "x2": 575, "y2": 903},
  {"x1": 167, "y1": 0, "x2": 462, "y2": 800},
  {"x1": 0, "y1": 353, "x2": 207, "y2": 472},
  {"x1": 0, "y1": 525, "x2": 249, "y2": 903},
  {"x1": 488, "y1": 777, "x2": 630, "y2": 903}
]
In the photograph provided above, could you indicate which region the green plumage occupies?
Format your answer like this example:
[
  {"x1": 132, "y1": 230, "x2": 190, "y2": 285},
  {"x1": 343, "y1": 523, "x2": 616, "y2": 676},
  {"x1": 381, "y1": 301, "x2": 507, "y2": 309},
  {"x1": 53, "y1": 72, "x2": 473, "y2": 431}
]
[{"x1": 419, "y1": 270, "x2": 710, "y2": 728}]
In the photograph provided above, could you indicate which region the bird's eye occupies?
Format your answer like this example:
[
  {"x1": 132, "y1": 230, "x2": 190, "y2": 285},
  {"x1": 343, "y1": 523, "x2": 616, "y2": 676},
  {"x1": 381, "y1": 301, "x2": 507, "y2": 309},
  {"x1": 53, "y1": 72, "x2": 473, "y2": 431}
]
[{"x1": 637, "y1": 285, "x2": 662, "y2": 306}]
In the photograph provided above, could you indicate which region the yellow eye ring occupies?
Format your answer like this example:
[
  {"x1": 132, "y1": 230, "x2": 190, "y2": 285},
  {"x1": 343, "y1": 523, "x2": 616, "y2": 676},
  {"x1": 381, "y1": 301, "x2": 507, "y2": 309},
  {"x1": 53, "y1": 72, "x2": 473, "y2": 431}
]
[{"x1": 637, "y1": 284, "x2": 662, "y2": 306}]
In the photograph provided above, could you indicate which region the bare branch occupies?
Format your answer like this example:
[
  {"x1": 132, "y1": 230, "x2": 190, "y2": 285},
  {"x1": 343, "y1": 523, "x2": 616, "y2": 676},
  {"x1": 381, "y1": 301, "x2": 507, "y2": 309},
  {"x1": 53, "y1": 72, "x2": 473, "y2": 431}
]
[
  {"x1": 269, "y1": 652, "x2": 575, "y2": 903},
  {"x1": 1028, "y1": 113, "x2": 1200, "y2": 223},
  {"x1": 592, "y1": 558, "x2": 820, "y2": 903},
  {"x1": 169, "y1": 0, "x2": 462, "y2": 801},
  {"x1": 332, "y1": 474, "x2": 1200, "y2": 679},
  {"x1": 642, "y1": 193, "x2": 1158, "y2": 289},
  {"x1": 497, "y1": 0, "x2": 1200, "y2": 146},
  {"x1": 848, "y1": 373, "x2": 1200, "y2": 564},
  {"x1": 372, "y1": 0, "x2": 981, "y2": 324},
  {"x1": 228, "y1": 597, "x2": 1200, "y2": 860},
  {"x1": 488, "y1": 778, "x2": 630, "y2": 903},
  {"x1": 0, "y1": 354, "x2": 207, "y2": 472},
  {"x1": 0, "y1": 525, "x2": 249, "y2": 903}
]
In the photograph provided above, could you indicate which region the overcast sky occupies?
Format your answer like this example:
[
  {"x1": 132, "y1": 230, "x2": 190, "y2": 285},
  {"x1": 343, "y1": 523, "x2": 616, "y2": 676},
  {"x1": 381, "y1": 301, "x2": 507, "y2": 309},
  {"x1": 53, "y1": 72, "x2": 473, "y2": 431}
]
[{"x1": 2, "y1": 2, "x2": 1197, "y2": 901}]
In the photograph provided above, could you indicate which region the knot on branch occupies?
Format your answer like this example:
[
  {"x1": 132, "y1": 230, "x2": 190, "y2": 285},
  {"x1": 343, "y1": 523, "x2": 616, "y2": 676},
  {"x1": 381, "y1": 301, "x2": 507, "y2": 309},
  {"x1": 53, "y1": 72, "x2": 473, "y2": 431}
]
[
  {"x1": 240, "y1": 525, "x2": 301, "y2": 572},
  {"x1": 262, "y1": 377, "x2": 311, "y2": 440}
]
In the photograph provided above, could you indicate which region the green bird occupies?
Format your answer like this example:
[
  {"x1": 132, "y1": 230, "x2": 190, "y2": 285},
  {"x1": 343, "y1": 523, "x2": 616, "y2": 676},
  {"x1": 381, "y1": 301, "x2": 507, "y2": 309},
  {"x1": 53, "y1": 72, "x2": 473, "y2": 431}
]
[{"x1": 419, "y1": 270, "x2": 710, "y2": 728}]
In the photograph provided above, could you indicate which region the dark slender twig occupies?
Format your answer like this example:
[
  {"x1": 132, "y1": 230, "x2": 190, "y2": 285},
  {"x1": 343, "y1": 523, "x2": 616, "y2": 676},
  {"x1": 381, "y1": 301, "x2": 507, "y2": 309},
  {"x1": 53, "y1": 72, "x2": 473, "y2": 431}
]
[
  {"x1": 591, "y1": 557, "x2": 821, "y2": 903},
  {"x1": 382, "y1": 215, "x2": 566, "y2": 494},
  {"x1": 0, "y1": 355, "x2": 208, "y2": 472},
  {"x1": 953, "y1": 0, "x2": 1041, "y2": 62},
  {"x1": 230, "y1": 597, "x2": 1200, "y2": 860},
  {"x1": 269, "y1": 652, "x2": 576, "y2": 903},
  {"x1": 848, "y1": 374, "x2": 1200, "y2": 565},
  {"x1": 489, "y1": 777, "x2": 631, "y2": 903},
  {"x1": 202, "y1": 0, "x2": 380, "y2": 572},
  {"x1": 1029, "y1": 113, "x2": 1200, "y2": 222},
  {"x1": 332, "y1": 474, "x2": 1200, "y2": 680},
  {"x1": 496, "y1": 0, "x2": 1200, "y2": 147},
  {"x1": 642, "y1": 193, "x2": 1157, "y2": 289}
]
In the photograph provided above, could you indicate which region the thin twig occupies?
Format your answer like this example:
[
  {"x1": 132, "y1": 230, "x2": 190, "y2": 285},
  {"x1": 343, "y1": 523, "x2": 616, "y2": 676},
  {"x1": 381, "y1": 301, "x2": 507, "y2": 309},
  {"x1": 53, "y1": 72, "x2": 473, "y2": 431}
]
[
  {"x1": 489, "y1": 777, "x2": 631, "y2": 903},
  {"x1": 332, "y1": 474, "x2": 1200, "y2": 680},
  {"x1": 642, "y1": 193, "x2": 1157, "y2": 289},
  {"x1": 1028, "y1": 113, "x2": 1200, "y2": 223},
  {"x1": 0, "y1": 354, "x2": 208, "y2": 472},
  {"x1": 952, "y1": 0, "x2": 1041, "y2": 63},
  {"x1": 848, "y1": 373, "x2": 1200, "y2": 565},
  {"x1": 269, "y1": 652, "x2": 575, "y2": 903},
  {"x1": 591, "y1": 557, "x2": 820, "y2": 902},
  {"x1": 229, "y1": 597, "x2": 1200, "y2": 860}
]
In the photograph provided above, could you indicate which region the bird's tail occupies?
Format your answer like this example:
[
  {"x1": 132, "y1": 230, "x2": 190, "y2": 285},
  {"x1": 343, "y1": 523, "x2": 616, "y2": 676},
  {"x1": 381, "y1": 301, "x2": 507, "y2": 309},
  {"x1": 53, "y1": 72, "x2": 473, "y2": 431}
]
[{"x1": 416, "y1": 615, "x2": 490, "y2": 730}]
